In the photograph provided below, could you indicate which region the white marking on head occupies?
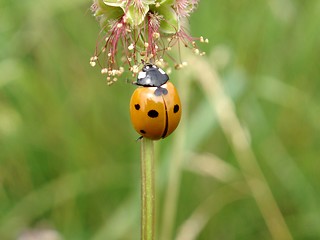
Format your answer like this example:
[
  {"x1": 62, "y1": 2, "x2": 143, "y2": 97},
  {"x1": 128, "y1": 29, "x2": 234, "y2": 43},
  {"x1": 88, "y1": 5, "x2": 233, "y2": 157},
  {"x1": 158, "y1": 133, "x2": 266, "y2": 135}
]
[
  {"x1": 138, "y1": 71, "x2": 146, "y2": 79},
  {"x1": 152, "y1": 65, "x2": 157, "y2": 69},
  {"x1": 145, "y1": 78, "x2": 151, "y2": 84},
  {"x1": 158, "y1": 68, "x2": 166, "y2": 75}
]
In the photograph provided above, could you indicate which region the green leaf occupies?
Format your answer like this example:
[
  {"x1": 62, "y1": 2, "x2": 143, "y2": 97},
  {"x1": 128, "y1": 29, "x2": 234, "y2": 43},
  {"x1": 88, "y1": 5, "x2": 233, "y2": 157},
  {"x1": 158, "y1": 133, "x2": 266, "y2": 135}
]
[
  {"x1": 103, "y1": 0, "x2": 126, "y2": 7},
  {"x1": 156, "y1": 5, "x2": 179, "y2": 34},
  {"x1": 159, "y1": 0, "x2": 175, "y2": 6},
  {"x1": 95, "y1": 0, "x2": 124, "y2": 19},
  {"x1": 143, "y1": 0, "x2": 156, "y2": 4},
  {"x1": 124, "y1": 3, "x2": 149, "y2": 26},
  {"x1": 94, "y1": 0, "x2": 124, "y2": 32}
]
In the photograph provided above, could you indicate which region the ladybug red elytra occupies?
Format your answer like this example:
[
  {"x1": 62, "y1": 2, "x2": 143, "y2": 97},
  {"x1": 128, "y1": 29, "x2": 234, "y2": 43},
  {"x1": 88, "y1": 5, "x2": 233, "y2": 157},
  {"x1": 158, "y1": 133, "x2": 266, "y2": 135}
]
[{"x1": 130, "y1": 64, "x2": 181, "y2": 140}]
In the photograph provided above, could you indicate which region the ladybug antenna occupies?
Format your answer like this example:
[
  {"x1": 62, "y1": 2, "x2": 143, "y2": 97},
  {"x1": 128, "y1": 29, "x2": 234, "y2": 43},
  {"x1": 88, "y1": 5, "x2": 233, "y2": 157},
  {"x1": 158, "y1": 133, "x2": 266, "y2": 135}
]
[{"x1": 126, "y1": 77, "x2": 138, "y2": 86}]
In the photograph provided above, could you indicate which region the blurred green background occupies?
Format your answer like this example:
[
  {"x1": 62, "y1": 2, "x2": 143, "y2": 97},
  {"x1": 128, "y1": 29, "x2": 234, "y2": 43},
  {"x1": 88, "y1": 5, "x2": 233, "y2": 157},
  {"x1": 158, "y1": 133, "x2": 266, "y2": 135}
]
[{"x1": 1, "y1": 0, "x2": 320, "y2": 239}]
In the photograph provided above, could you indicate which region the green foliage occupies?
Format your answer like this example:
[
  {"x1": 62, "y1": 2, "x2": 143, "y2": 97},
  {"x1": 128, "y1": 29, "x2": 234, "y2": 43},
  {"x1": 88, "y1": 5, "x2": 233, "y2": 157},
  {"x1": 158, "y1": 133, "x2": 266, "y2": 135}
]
[{"x1": 1, "y1": 0, "x2": 320, "y2": 239}]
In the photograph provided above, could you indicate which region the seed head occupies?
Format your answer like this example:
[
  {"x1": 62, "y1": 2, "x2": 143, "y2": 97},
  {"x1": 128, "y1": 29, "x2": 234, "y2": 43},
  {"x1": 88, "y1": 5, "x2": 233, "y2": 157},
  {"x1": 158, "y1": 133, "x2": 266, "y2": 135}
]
[{"x1": 90, "y1": 0, "x2": 208, "y2": 82}]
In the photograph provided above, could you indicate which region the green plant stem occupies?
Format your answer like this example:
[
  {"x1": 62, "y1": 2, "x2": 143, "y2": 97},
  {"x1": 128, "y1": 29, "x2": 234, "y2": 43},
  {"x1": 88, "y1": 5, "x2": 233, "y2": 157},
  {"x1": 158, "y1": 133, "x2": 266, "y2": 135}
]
[
  {"x1": 160, "y1": 72, "x2": 190, "y2": 240},
  {"x1": 140, "y1": 137, "x2": 155, "y2": 240}
]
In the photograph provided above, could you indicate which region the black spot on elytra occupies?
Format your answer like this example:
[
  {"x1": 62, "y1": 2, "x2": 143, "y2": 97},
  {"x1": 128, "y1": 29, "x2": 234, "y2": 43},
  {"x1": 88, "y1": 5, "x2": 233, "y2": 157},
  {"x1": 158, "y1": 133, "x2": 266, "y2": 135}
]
[
  {"x1": 135, "y1": 104, "x2": 140, "y2": 110},
  {"x1": 148, "y1": 110, "x2": 159, "y2": 118},
  {"x1": 154, "y1": 87, "x2": 168, "y2": 96},
  {"x1": 173, "y1": 104, "x2": 180, "y2": 113},
  {"x1": 140, "y1": 130, "x2": 146, "y2": 134}
]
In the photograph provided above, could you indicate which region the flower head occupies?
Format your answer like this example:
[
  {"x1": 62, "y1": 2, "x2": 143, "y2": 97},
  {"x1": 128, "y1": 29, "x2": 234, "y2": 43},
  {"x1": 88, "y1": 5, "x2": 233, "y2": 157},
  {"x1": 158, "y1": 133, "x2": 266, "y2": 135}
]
[
  {"x1": 90, "y1": 0, "x2": 207, "y2": 84},
  {"x1": 173, "y1": 0, "x2": 199, "y2": 17}
]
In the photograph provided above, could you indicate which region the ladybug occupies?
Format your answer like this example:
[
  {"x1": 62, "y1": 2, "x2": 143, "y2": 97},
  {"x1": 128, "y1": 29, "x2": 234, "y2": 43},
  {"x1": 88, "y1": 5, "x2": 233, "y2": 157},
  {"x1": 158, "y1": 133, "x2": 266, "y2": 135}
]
[{"x1": 130, "y1": 64, "x2": 182, "y2": 140}]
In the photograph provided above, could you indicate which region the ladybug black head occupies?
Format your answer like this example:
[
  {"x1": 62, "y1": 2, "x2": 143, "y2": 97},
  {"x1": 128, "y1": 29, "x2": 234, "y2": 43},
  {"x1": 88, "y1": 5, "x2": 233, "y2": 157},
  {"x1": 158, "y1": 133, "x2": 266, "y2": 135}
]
[{"x1": 135, "y1": 64, "x2": 169, "y2": 87}]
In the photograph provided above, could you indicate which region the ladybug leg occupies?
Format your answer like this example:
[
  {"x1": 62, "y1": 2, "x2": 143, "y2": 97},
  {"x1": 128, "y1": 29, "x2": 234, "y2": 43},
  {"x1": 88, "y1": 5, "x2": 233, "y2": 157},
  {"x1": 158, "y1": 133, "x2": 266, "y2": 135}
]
[{"x1": 136, "y1": 136, "x2": 144, "y2": 141}]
